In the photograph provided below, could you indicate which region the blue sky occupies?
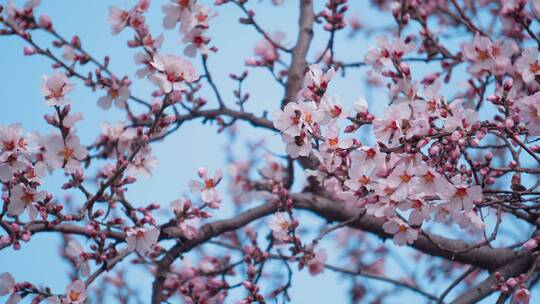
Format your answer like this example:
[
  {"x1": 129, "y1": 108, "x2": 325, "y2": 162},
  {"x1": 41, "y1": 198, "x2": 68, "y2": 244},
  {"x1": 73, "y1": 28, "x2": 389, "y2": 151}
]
[{"x1": 0, "y1": 0, "x2": 531, "y2": 303}]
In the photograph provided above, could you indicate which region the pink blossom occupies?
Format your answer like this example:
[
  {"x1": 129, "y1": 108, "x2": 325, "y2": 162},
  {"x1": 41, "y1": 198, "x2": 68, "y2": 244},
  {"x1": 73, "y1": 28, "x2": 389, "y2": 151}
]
[
  {"x1": 516, "y1": 47, "x2": 540, "y2": 83},
  {"x1": 273, "y1": 101, "x2": 324, "y2": 137},
  {"x1": 189, "y1": 167, "x2": 223, "y2": 205},
  {"x1": 382, "y1": 218, "x2": 419, "y2": 246},
  {"x1": 126, "y1": 226, "x2": 160, "y2": 255},
  {"x1": 100, "y1": 121, "x2": 136, "y2": 148},
  {"x1": 108, "y1": 6, "x2": 130, "y2": 35},
  {"x1": 7, "y1": 184, "x2": 46, "y2": 219},
  {"x1": 182, "y1": 28, "x2": 210, "y2": 57},
  {"x1": 170, "y1": 197, "x2": 199, "y2": 240},
  {"x1": 354, "y1": 96, "x2": 369, "y2": 114},
  {"x1": 307, "y1": 249, "x2": 327, "y2": 276},
  {"x1": 436, "y1": 177, "x2": 482, "y2": 213},
  {"x1": 349, "y1": 146, "x2": 386, "y2": 175},
  {"x1": 385, "y1": 162, "x2": 416, "y2": 201},
  {"x1": 462, "y1": 33, "x2": 494, "y2": 76},
  {"x1": 411, "y1": 163, "x2": 439, "y2": 196},
  {"x1": 269, "y1": 212, "x2": 291, "y2": 242},
  {"x1": 0, "y1": 124, "x2": 31, "y2": 182},
  {"x1": 162, "y1": 0, "x2": 196, "y2": 32},
  {"x1": 283, "y1": 131, "x2": 312, "y2": 158},
  {"x1": 514, "y1": 287, "x2": 531, "y2": 304},
  {"x1": 251, "y1": 32, "x2": 285, "y2": 66},
  {"x1": 66, "y1": 240, "x2": 90, "y2": 277},
  {"x1": 372, "y1": 103, "x2": 411, "y2": 145},
  {"x1": 523, "y1": 238, "x2": 539, "y2": 251},
  {"x1": 40, "y1": 72, "x2": 74, "y2": 106},
  {"x1": 44, "y1": 134, "x2": 87, "y2": 174},
  {"x1": 62, "y1": 280, "x2": 87, "y2": 304},
  {"x1": 126, "y1": 146, "x2": 158, "y2": 178},
  {"x1": 298, "y1": 64, "x2": 336, "y2": 102},
  {"x1": 0, "y1": 272, "x2": 20, "y2": 304},
  {"x1": 399, "y1": 195, "x2": 433, "y2": 226},
  {"x1": 259, "y1": 155, "x2": 285, "y2": 182},
  {"x1": 364, "y1": 36, "x2": 415, "y2": 72},
  {"x1": 321, "y1": 123, "x2": 353, "y2": 151},
  {"x1": 150, "y1": 54, "x2": 197, "y2": 93},
  {"x1": 319, "y1": 95, "x2": 347, "y2": 123},
  {"x1": 517, "y1": 92, "x2": 540, "y2": 136},
  {"x1": 62, "y1": 45, "x2": 76, "y2": 62},
  {"x1": 442, "y1": 99, "x2": 477, "y2": 131},
  {"x1": 97, "y1": 80, "x2": 130, "y2": 110}
]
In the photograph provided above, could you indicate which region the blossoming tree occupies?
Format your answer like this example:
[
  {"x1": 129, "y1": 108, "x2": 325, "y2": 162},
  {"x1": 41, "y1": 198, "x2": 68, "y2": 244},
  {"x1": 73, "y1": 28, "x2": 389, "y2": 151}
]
[{"x1": 2, "y1": 0, "x2": 540, "y2": 303}]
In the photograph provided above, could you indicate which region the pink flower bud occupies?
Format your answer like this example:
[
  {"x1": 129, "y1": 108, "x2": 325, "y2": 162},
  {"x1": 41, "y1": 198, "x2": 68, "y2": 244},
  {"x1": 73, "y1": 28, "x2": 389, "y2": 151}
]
[
  {"x1": 523, "y1": 239, "x2": 538, "y2": 251},
  {"x1": 506, "y1": 278, "x2": 518, "y2": 288},
  {"x1": 38, "y1": 14, "x2": 53, "y2": 29},
  {"x1": 23, "y1": 46, "x2": 35, "y2": 56}
]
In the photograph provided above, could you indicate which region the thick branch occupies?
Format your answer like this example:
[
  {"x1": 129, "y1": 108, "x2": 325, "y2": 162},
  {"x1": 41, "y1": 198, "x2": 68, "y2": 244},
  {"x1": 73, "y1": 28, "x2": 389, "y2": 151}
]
[
  {"x1": 151, "y1": 202, "x2": 279, "y2": 303},
  {"x1": 283, "y1": 0, "x2": 314, "y2": 106},
  {"x1": 292, "y1": 193, "x2": 520, "y2": 270},
  {"x1": 449, "y1": 254, "x2": 532, "y2": 304}
]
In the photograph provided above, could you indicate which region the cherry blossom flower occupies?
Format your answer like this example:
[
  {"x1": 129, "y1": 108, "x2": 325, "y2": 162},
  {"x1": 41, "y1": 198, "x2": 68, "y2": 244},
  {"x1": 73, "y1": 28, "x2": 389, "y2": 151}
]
[
  {"x1": 66, "y1": 240, "x2": 90, "y2": 277},
  {"x1": 345, "y1": 164, "x2": 378, "y2": 194},
  {"x1": 398, "y1": 195, "x2": 433, "y2": 226},
  {"x1": 62, "y1": 45, "x2": 76, "y2": 62},
  {"x1": 126, "y1": 226, "x2": 160, "y2": 255},
  {"x1": 436, "y1": 176, "x2": 482, "y2": 213},
  {"x1": 517, "y1": 92, "x2": 540, "y2": 136},
  {"x1": 462, "y1": 33, "x2": 494, "y2": 76},
  {"x1": 182, "y1": 27, "x2": 210, "y2": 57},
  {"x1": 40, "y1": 72, "x2": 74, "y2": 106},
  {"x1": 453, "y1": 210, "x2": 485, "y2": 231},
  {"x1": 382, "y1": 218, "x2": 419, "y2": 246},
  {"x1": 411, "y1": 163, "x2": 440, "y2": 196},
  {"x1": 126, "y1": 147, "x2": 158, "y2": 178},
  {"x1": 162, "y1": 0, "x2": 196, "y2": 32},
  {"x1": 349, "y1": 146, "x2": 386, "y2": 175},
  {"x1": 307, "y1": 249, "x2": 327, "y2": 276},
  {"x1": 170, "y1": 197, "x2": 199, "y2": 240},
  {"x1": 516, "y1": 47, "x2": 540, "y2": 83},
  {"x1": 365, "y1": 199, "x2": 398, "y2": 218},
  {"x1": 190, "y1": 4, "x2": 212, "y2": 29},
  {"x1": 0, "y1": 272, "x2": 20, "y2": 304},
  {"x1": 150, "y1": 54, "x2": 197, "y2": 93},
  {"x1": 97, "y1": 80, "x2": 130, "y2": 110},
  {"x1": 0, "y1": 124, "x2": 31, "y2": 182},
  {"x1": 319, "y1": 95, "x2": 347, "y2": 124},
  {"x1": 61, "y1": 280, "x2": 87, "y2": 304},
  {"x1": 100, "y1": 121, "x2": 136, "y2": 149},
  {"x1": 442, "y1": 99, "x2": 477, "y2": 131},
  {"x1": 514, "y1": 287, "x2": 531, "y2": 304},
  {"x1": 273, "y1": 101, "x2": 324, "y2": 136},
  {"x1": 523, "y1": 238, "x2": 539, "y2": 251},
  {"x1": 250, "y1": 32, "x2": 285, "y2": 66},
  {"x1": 269, "y1": 212, "x2": 291, "y2": 242},
  {"x1": 44, "y1": 134, "x2": 87, "y2": 174},
  {"x1": 321, "y1": 123, "x2": 353, "y2": 151},
  {"x1": 108, "y1": 6, "x2": 129, "y2": 35},
  {"x1": 365, "y1": 36, "x2": 415, "y2": 72},
  {"x1": 385, "y1": 162, "x2": 416, "y2": 201},
  {"x1": 354, "y1": 96, "x2": 369, "y2": 115},
  {"x1": 297, "y1": 64, "x2": 336, "y2": 102},
  {"x1": 372, "y1": 103, "x2": 411, "y2": 145},
  {"x1": 283, "y1": 131, "x2": 312, "y2": 158},
  {"x1": 490, "y1": 39, "x2": 518, "y2": 76},
  {"x1": 259, "y1": 156, "x2": 285, "y2": 182},
  {"x1": 7, "y1": 184, "x2": 46, "y2": 219},
  {"x1": 189, "y1": 167, "x2": 223, "y2": 206},
  {"x1": 462, "y1": 33, "x2": 518, "y2": 77}
]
